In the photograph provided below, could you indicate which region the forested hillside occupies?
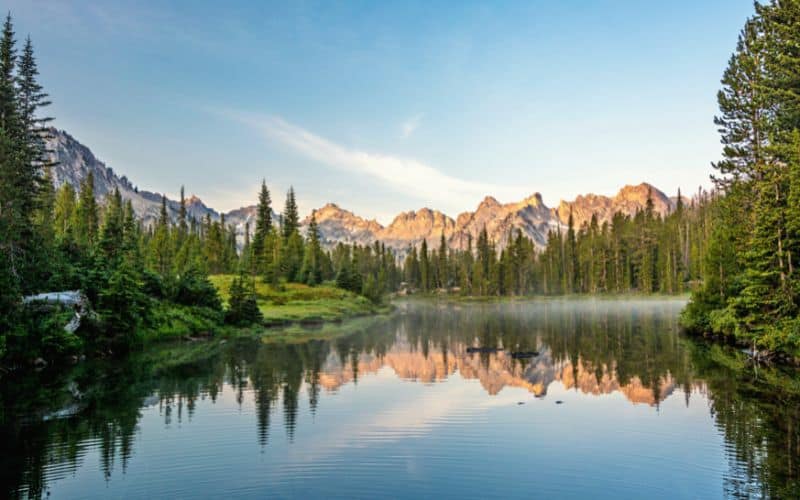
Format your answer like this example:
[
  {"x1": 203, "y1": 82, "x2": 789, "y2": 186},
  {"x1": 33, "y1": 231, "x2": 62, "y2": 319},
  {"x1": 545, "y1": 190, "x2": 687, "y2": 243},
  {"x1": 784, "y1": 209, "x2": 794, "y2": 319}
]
[{"x1": 682, "y1": 1, "x2": 800, "y2": 359}]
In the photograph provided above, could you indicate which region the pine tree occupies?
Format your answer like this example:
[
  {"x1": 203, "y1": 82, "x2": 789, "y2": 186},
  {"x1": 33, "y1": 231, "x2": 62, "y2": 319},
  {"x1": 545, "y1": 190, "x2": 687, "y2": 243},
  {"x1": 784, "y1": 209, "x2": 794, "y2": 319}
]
[
  {"x1": 178, "y1": 185, "x2": 188, "y2": 240},
  {"x1": 16, "y1": 36, "x2": 51, "y2": 159},
  {"x1": 97, "y1": 188, "x2": 124, "y2": 265},
  {"x1": 564, "y1": 212, "x2": 578, "y2": 293},
  {"x1": 53, "y1": 183, "x2": 76, "y2": 242},
  {"x1": 226, "y1": 268, "x2": 262, "y2": 325},
  {"x1": 437, "y1": 232, "x2": 448, "y2": 289},
  {"x1": 149, "y1": 195, "x2": 172, "y2": 278},
  {"x1": 0, "y1": 14, "x2": 18, "y2": 134},
  {"x1": 419, "y1": 239, "x2": 430, "y2": 292},
  {"x1": 730, "y1": 165, "x2": 794, "y2": 342},
  {"x1": 75, "y1": 172, "x2": 98, "y2": 249},
  {"x1": 712, "y1": 15, "x2": 770, "y2": 185},
  {"x1": 280, "y1": 187, "x2": 303, "y2": 281},
  {"x1": 282, "y1": 186, "x2": 299, "y2": 239},
  {"x1": 300, "y1": 210, "x2": 322, "y2": 285},
  {"x1": 252, "y1": 180, "x2": 272, "y2": 273}
]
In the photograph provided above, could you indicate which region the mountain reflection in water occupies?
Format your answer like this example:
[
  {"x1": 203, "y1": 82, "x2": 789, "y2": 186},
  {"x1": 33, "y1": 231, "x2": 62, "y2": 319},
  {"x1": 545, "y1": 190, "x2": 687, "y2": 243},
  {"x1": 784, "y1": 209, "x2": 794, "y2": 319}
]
[{"x1": 2, "y1": 299, "x2": 799, "y2": 499}]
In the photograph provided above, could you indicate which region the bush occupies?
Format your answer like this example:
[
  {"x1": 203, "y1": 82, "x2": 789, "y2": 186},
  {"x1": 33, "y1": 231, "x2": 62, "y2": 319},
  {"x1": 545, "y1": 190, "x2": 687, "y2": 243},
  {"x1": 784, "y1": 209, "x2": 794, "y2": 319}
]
[
  {"x1": 144, "y1": 303, "x2": 224, "y2": 341},
  {"x1": 708, "y1": 307, "x2": 739, "y2": 337},
  {"x1": 225, "y1": 274, "x2": 263, "y2": 326},
  {"x1": 142, "y1": 269, "x2": 166, "y2": 298},
  {"x1": 5, "y1": 307, "x2": 83, "y2": 363},
  {"x1": 96, "y1": 262, "x2": 149, "y2": 347},
  {"x1": 174, "y1": 268, "x2": 222, "y2": 311},
  {"x1": 335, "y1": 266, "x2": 362, "y2": 294},
  {"x1": 39, "y1": 311, "x2": 84, "y2": 357}
]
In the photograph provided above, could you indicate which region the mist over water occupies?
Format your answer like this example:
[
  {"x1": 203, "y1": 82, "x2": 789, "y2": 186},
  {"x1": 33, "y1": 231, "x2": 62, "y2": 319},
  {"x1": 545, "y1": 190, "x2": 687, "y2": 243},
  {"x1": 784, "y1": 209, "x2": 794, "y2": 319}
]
[{"x1": 2, "y1": 298, "x2": 799, "y2": 499}]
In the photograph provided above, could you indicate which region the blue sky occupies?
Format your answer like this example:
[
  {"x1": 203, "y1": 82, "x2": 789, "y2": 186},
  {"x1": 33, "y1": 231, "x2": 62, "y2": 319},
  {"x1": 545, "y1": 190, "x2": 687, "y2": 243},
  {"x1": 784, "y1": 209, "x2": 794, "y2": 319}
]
[{"x1": 9, "y1": 0, "x2": 754, "y2": 222}]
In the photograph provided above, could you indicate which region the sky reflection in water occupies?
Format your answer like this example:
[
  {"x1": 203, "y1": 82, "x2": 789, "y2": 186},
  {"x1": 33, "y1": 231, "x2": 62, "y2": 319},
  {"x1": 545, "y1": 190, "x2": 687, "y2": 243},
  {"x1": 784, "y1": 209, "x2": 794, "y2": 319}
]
[{"x1": 3, "y1": 298, "x2": 799, "y2": 499}]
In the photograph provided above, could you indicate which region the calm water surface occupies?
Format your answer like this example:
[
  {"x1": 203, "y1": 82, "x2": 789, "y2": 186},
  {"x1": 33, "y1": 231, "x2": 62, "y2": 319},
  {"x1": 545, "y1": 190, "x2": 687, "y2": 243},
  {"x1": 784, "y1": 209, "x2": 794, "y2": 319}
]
[{"x1": 2, "y1": 299, "x2": 800, "y2": 499}]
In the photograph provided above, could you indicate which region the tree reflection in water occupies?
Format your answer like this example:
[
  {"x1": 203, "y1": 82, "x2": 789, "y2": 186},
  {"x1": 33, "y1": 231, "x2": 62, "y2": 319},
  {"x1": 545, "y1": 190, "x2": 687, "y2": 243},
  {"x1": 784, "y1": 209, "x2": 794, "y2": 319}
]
[{"x1": 1, "y1": 299, "x2": 798, "y2": 498}]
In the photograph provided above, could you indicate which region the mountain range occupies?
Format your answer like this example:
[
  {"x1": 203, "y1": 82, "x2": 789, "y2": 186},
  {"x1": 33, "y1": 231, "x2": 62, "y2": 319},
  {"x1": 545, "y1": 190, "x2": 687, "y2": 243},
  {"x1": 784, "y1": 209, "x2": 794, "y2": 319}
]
[{"x1": 46, "y1": 128, "x2": 679, "y2": 253}]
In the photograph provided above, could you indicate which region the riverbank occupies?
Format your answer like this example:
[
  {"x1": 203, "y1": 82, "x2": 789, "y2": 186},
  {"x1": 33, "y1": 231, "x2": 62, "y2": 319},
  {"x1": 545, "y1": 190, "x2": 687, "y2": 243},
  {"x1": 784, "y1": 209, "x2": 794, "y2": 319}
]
[{"x1": 2, "y1": 277, "x2": 391, "y2": 374}]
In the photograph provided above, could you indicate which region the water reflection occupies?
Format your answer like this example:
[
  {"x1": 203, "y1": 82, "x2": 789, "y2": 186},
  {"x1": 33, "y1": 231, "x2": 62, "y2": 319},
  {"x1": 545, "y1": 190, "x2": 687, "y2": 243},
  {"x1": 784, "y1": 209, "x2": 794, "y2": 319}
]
[{"x1": 1, "y1": 299, "x2": 799, "y2": 498}]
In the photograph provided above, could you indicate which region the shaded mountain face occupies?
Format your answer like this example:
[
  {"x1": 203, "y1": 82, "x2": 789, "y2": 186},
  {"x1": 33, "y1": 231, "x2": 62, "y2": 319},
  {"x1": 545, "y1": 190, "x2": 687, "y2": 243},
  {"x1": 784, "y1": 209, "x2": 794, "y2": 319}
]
[
  {"x1": 47, "y1": 129, "x2": 218, "y2": 227},
  {"x1": 47, "y1": 128, "x2": 676, "y2": 253}
]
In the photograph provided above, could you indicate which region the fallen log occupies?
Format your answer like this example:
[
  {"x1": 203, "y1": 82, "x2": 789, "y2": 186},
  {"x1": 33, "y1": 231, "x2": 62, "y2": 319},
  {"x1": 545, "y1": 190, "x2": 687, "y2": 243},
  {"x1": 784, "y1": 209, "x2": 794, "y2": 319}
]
[{"x1": 23, "y1": 291, "x2": 84, "y2": 307}]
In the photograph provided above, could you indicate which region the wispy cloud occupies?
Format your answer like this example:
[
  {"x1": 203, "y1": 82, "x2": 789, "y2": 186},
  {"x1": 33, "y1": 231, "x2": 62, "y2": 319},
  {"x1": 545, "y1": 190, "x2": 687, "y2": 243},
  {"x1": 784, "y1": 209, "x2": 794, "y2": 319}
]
[
  {"x1": 401, "y1": 113, "x2": 424, "y2": 138},
  {"x1": 225, "y1": 111, "x2": 520, "y2": 211}
]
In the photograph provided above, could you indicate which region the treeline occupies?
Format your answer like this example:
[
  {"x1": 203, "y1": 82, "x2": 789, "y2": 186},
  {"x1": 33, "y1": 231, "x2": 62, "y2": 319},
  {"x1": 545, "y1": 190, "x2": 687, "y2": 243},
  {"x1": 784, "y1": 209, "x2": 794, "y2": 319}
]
[
  {"x1": 240, "y1": 181, "x2": 402, "y2": 303},
  {"x1": 401, "y1": 190, "x2": 711, "y2": 296},
  {"x1": 682, "y1": 0, "x2": 800, "y2": 359}
]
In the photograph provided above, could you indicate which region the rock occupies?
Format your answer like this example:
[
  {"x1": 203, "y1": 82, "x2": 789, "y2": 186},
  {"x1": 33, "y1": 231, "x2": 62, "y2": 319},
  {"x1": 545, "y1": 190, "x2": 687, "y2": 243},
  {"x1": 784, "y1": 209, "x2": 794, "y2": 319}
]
[
  {"x1": 555, "y1": 400, "x2": 564, "y2": 404},
  {"x1": 33, "y1": 357, "x2": 47, "y2": 368}
]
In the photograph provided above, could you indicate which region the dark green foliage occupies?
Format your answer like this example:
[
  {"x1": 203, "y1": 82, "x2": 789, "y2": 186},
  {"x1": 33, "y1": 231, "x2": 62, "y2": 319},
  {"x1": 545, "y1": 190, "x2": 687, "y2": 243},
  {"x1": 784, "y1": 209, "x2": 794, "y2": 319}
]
[
  {"x1": 300, "y1": 210, "x2": 323, "y2": 285},
  {"x1": 282, "y1": 186, "x2": 299, "y2": 239},
  {"x1": 97, "y1": 259, "x2": 148, "y2": 345},
  {"x1": 335, "y1": 257, "x2": 362, "y2": 294},
  {"x1": 174, "y1": 268, "x2": 223, "y2": 311},
  {"x1": 0, "y1": 14, "x2": 50, "y2": 356},
  {"x1": 683, "y1": 0, "x2": 800, "y2": 358},
  {"x1": 251, "y1": 180, "x2": 272, "y2": 273},
  {"x1": 226, "y1": 271, "x2": 262, "y2": 326}
]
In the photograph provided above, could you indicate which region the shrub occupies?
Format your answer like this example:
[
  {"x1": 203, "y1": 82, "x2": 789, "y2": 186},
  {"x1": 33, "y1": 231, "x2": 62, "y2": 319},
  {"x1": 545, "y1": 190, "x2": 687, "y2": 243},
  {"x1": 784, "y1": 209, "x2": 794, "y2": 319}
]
[
  {"x1": 174, "y1": 268, "x2": 222, "y2": 311},
  {"x1": 226, "y1": 273, "x2": 263, "y2": 326}
]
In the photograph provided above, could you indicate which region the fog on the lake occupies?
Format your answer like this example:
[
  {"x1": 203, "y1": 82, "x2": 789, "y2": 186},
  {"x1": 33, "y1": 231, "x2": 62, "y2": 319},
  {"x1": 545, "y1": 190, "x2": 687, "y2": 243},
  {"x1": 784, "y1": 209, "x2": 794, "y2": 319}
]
[{"x1": 2, "y1": 299, "x2": 799, "y2": 499}]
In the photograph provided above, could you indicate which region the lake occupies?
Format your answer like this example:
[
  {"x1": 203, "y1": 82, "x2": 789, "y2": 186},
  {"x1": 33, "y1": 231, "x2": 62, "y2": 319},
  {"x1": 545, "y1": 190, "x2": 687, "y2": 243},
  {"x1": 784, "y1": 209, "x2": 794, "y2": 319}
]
[{"x1": 2, "y1": 298, "x2": 799, "y2": 499}]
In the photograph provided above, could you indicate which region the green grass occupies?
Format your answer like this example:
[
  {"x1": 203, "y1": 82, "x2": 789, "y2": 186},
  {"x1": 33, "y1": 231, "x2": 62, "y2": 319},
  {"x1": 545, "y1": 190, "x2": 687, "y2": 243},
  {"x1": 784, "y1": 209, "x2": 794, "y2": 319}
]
[
  {"x1": 141, "y1": 303, "x2": 224, "y2": 342},
  {"x1": 209, "y1": 275, "x2": 383, "y2": 325}
]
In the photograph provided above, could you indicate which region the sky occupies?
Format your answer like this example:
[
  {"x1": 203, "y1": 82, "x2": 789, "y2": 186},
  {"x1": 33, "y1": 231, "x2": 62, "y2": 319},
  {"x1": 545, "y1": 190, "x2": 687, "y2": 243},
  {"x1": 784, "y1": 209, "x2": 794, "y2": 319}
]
[{"x1": 8, "y1": 0, "x2": 755, "y2": 223}]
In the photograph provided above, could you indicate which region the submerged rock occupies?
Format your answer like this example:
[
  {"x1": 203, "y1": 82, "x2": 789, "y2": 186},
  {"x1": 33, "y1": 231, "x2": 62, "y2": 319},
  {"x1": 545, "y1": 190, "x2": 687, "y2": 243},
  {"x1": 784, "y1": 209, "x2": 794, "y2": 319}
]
[{"x1": 466, "y1": 346, "x2": 502, "y2": 354}]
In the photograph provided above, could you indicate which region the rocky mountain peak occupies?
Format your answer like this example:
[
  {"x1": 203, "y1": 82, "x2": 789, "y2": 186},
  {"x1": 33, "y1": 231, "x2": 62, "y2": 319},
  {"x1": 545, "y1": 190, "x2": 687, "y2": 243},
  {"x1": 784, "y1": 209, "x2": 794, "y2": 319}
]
[
  {"x1": 478, "y1": 195, "x2": 501, "y2": 209},
  {"x1": 555, "y1": 182, "x2": 674, "y2": 229},
  {"x1": 47, "y1": 127, "x2": 680, "y2": 257},
  {"x1": 615, "y1": 182, "x2": 659, "y2": 202},
  {"x1": 520, "y1": 192, "x2": 544, "y2": 207}
]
